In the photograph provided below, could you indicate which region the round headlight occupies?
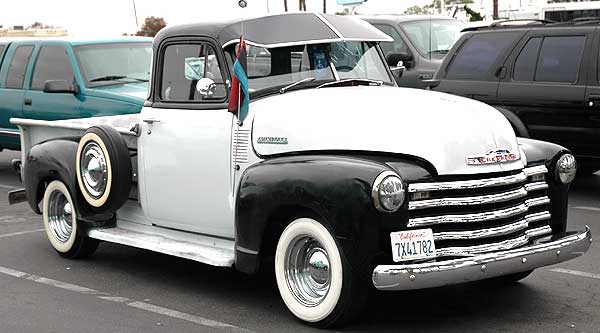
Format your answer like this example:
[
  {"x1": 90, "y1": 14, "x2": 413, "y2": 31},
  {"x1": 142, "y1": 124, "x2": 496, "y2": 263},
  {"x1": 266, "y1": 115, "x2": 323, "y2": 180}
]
[
  {"x1": 372, "y1": 171, "x2": 405, "y2": 213},
  {"x1": 80, "y1": 142, "x2": 109, "y2": 198},
  {"x1": 556, "y1": 154, "x2": 577, "y2": 184}
]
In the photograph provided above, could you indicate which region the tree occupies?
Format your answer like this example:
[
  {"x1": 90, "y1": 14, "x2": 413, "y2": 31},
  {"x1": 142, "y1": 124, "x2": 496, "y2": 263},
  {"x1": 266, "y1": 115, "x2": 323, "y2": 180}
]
[
  {"x1": 28, "y1": 22, "x2": 53, "y2": 29},
  {"x1": 283, "y1": 0, "x2": 288, "y2": 12},
  {"x1": 299, "y1": 0, "x2": 306, "y2": 11},
  {"x1": 404, "y1": 5, "x2": 428, "y2": 15},
  {"x1": 493, "y1": 0, "x2": 499, "y2": 19},
  {"x1": 323, "y1": 0, "x2": 326, "y2": 13},
  {"x1": 136, "y1": 16, "x2": 166, "y2": 37},
  {"x1": 464, "y1": 5, "x2": 483, "y2": 21}
]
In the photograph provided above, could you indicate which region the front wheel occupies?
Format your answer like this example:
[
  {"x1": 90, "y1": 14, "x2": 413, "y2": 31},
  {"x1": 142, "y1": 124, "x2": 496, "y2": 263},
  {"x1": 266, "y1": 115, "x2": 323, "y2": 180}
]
[
  {"x1": 43, "y1": 180, "x2": 99, "y2": 259},
  {"x1": 274, "y1": 218, "x2": 367, "y2": 328}
]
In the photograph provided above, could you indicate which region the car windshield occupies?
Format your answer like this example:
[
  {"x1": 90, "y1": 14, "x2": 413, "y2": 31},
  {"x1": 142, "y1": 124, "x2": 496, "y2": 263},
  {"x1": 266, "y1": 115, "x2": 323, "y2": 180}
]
[
  {"x1": 400, "y1": 19, "x2": 465, "y2": 59},
  {"x1": 233, "y1": 41, "x2": 393, "y2": 96},
  {"x1": 75, "y1": 42, "x2": 153, "y2": 87}
]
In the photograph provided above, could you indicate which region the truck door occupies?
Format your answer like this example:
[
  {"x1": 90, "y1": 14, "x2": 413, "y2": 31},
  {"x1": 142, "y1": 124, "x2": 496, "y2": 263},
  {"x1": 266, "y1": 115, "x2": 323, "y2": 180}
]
[
  {"x1": 581, "y1": 27, "x2": 600, "y2": 163},
  {"x1": 23, "y1": 44, "x2": 82, "y2": 121},
  {"x1": 138, "y1": 40, "x2": 234, "y2": 238},
  {"x1": 0, "y1": 44, "x2": 35, "y2": 148},
  {"x1": 496, "y1": 28, "x2": 591, "y2": 154}
]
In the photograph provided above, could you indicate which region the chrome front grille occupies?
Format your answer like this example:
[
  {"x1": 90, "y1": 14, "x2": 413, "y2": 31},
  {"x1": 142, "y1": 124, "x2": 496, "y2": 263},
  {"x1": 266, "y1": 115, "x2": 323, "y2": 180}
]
[{"x1": 407, "y1": 165, "x2": 552, "y2": 259}]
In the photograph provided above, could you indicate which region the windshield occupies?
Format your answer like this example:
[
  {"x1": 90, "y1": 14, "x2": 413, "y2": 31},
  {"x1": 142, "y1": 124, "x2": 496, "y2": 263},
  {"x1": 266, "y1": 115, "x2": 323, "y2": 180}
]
[
  {"x1": 400, "y1": 19, "x2": 465, "y2": 59},
  {"x1": 75, "y1": 42, "x2": 153, "y2": 87},
  {"x1": 232, "y1": 41, "x2": 393, "y2": 95}
]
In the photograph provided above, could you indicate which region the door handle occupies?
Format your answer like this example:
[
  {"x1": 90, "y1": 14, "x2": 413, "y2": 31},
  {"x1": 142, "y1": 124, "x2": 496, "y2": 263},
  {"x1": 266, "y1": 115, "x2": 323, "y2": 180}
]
[
  {"x1": 23, "y1": 98, "x2": 32, "y2": 106},
  {"x1": 142, "y1": 118, "x2": 161, "y2": 124},
  {"x1": 588, "y1": 95, "x2": 600, "y2": 107}
]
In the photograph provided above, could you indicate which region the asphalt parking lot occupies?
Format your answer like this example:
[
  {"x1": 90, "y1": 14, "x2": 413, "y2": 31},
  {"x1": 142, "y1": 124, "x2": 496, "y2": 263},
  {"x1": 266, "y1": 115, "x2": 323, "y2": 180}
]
[{"x1": 0, "y1": 150, "x2": 598, "y2": 333}]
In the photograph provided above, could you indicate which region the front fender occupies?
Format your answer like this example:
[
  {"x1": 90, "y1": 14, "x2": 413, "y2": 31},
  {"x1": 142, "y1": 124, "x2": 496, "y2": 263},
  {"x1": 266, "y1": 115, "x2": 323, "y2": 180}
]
[
  {"x1": 519, "y1": 137, "x2": 572, "y2": 232},
  {"x1": 234, "y1": 154, "x2": 432, "y2": 278}
]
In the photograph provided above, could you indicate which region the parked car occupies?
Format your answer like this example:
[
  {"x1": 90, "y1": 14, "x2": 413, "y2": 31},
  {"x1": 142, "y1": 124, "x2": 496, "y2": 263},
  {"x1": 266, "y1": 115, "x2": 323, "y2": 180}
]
[
  {"x1": 431, "y1": 20, "x2": 600, "y2": 175},
  {"x1": 9, "y1": 13, "x2": 590, "y2": 328},
  {"x1": 0, "y1": 37, "x2": 152, "y2": 151},
  {"x1": 361, "y1": 15, "x2": 465, "y2": 88}
]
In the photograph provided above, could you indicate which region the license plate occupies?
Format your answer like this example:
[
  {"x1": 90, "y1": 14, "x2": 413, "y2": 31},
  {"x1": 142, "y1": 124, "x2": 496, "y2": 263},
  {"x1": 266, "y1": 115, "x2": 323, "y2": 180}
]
[{"x1": 390, "y1": 229, "x2": 436, "y2": 262}]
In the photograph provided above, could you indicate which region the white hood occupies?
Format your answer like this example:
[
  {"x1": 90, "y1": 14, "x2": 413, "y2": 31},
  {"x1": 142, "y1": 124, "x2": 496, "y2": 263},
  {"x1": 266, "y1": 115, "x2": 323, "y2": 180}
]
[{"x1": 251, "y1": 86, "x2": 526, "y2": 175}]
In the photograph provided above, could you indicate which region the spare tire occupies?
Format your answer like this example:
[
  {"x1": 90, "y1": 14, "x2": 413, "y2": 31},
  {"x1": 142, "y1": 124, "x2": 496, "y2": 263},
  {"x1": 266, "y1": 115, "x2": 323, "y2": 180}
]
[{"x1": 76, "y1": 125, "x2": 132, "y2": 213}]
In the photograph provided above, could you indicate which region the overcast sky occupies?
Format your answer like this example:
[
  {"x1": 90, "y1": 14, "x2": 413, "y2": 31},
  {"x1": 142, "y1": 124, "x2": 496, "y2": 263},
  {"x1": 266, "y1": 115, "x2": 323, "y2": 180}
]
[{"x1": 0, "y1": 0, "x2": 429, "y2": 37}]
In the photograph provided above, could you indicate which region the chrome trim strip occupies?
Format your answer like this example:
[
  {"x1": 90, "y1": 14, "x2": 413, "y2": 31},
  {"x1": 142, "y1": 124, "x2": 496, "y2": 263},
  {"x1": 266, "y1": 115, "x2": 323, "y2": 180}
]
[
  {"x1": 523, "y1": 165, "x2": 548, "y2": 176},
  {"x1": 525, "y1": 225, "x2": 553, "y2": 238},
  {"x1": 409, "y1": 187, "x2": 528, "y2": 210},
  {"x1": 524, "y1": 181, "x2": 549, "y2": 192},
  {"x1": 408, "y1": 166, "x2": 548, "y2": 193},
  {"x1": 436, "y1": 234, "x2": 530, "y2": 257},
  {"x1": 432, "y1": 211, "x2": 550, "y2": 241},
  {"x1": 372, "y1": 227, "x2": 592, "y2": 291},
  {"x1": 408, "y1": 196, "x2": 549, "y2": 227},
  {"x1": 0, "y1": 129, "x2": 20, "y2": 138}
]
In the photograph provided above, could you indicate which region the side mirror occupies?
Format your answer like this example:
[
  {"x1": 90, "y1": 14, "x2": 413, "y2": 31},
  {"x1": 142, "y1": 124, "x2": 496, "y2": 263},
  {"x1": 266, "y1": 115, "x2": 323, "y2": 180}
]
[
  {"x1": 196, "y1": 78, "x2": 216, "y2": 97},
  {"x1": 387, "y1": 52, "x2": 414, "y2": 69},
  {"x1": 43, "y1": 80, "x2": 78, "y2": 94}
]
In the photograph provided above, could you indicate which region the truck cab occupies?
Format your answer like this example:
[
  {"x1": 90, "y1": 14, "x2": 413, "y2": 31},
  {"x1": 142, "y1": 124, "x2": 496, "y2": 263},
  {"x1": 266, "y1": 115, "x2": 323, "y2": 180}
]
[{"x1": 0, "y1": 38, "x2": 152, "y2": 151}]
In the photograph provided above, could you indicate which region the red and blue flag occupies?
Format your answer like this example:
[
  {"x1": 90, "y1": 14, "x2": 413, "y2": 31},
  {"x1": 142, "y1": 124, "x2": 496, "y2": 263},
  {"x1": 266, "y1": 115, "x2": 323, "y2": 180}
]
[{"x1": 228, "y1": 36, "x2": 249, "y2": 122}]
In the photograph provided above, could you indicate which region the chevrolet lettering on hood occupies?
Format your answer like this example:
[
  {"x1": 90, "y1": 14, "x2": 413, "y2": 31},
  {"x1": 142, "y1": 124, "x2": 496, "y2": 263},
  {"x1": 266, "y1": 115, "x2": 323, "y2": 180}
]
[{"x1": 466, "y1": 148, "x2": 520, "y2": 165}]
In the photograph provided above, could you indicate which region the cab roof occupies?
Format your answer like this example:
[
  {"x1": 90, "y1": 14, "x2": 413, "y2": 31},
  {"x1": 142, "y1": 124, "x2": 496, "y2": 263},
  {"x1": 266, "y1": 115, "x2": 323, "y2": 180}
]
[{"x1": 154, "y1": 12, "x2": 392, "y2": 49}]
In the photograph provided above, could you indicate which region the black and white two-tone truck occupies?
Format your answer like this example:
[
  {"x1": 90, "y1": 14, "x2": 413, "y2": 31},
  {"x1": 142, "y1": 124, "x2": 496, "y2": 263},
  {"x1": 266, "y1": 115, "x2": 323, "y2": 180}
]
[{"x1": 9, "y1": 13, "x2": 591, "y2": 328}]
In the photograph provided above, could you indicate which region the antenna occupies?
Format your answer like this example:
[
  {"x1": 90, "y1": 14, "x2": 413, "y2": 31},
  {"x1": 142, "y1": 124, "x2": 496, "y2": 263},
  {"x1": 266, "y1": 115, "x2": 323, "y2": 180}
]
[{"x1": 132, "y1": 0, "x2": 139, "y2": 28}]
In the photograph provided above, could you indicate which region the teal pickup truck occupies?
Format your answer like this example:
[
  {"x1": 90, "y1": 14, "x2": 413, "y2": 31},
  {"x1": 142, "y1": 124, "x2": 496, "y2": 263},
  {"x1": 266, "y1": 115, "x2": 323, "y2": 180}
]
[{"x1": 0, "y1": 37, "x2": 152, "y2": 151}]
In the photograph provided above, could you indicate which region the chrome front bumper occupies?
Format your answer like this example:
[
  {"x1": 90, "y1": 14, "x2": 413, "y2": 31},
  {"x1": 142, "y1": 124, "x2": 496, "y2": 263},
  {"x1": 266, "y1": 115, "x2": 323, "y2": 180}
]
[{"x1": 372, "y1": 227, "x2": 592, "y2": 291}]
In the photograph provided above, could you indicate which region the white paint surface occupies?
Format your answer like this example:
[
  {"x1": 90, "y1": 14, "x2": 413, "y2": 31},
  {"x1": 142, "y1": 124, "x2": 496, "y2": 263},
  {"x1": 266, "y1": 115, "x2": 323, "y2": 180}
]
[{"x1": 550, "y1": 268, "x2": 600, "y2": 280}]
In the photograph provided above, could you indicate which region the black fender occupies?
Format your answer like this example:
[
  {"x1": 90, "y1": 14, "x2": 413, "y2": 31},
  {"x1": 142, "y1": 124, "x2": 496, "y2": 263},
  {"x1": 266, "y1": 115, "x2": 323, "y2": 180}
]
[
  {"x1": 24, "y1": 139, "x2": 111, "y2": 224},
  {"x1": 494, "y1": 106, "x2": 530, "y2": 138},
  {"x1": 518, "y1": 137, "x2": 572, "y2": 233},
  {"x1": 234, "y1": 154, "x2": 433, "y2": 278}
]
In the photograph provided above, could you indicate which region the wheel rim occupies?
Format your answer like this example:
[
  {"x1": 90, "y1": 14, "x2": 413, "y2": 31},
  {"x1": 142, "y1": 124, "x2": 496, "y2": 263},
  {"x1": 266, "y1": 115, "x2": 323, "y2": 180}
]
[
  {"x1": 47, "y1": 189, "x2": 73, "y2": 243},
  {"x1": 284, "y1": 236, "x2": 331, "y2": 307},
  {"x1": 80, "y1": 141, "x2": 108, "y2": 198}
]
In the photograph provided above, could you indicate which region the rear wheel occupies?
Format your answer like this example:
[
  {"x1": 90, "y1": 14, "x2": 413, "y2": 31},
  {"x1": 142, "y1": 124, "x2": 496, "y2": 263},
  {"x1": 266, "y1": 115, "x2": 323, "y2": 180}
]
[
  {"x1": 43, "y1": 180, "x2": 99, "y2": 259},
  {"x1": 274, "y1": 218, "x2": 367, "y2": 328}
]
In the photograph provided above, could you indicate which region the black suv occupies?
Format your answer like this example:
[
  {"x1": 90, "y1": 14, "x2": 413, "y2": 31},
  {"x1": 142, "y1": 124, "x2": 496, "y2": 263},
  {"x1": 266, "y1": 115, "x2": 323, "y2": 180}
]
[
  {"x1": 432, "y1": 20, "x2": 600, "y2": 175},
  {"x1": 361, "y1": 15, "x2": 465, "y2": 88}
]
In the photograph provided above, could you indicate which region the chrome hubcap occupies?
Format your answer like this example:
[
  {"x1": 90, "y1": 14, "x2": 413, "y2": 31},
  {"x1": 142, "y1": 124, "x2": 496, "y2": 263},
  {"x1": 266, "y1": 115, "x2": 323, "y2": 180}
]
[
  {"x1": 81, "y1": 142, "x2": 107, "y2": 198},
  {"x1": 285, "y1": 236, "x2": 331, "y2": 307},
  {"x1": 47, "y1": 190, "x2": 73, "y2": 243}
]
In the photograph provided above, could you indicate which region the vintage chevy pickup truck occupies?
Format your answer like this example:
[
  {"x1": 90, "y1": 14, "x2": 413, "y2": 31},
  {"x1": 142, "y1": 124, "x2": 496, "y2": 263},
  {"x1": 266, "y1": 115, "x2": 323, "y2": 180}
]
[
  {"x1": 9, "y1": 13, "x2": 591, "y2": 327},
  {"x1": 0, "y1": 37, "x2": 152, "y2": 151}
]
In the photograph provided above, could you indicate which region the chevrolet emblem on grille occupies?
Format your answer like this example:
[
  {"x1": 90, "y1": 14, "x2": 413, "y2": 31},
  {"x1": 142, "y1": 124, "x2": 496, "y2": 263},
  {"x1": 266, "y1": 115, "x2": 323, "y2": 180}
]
[{"x1": 466, "y1": 148, "x2": 520, "y2": 165}]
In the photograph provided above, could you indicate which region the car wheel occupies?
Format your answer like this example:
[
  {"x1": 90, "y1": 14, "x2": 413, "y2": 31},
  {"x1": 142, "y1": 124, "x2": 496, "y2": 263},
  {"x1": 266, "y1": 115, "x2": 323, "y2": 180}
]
[
  {"x1": 43, "y1": 180, "x2": 99, "y2": 259},
  {"x1": 76, "y1": 125, "x2": 131, "y2": 212},
  {"x1": 274, "y1": 218, "x2": 367, "y2": 328}
]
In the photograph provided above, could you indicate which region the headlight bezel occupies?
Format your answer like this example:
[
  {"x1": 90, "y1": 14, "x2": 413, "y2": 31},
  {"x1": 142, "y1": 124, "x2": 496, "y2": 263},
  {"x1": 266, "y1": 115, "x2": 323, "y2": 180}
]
[
  {"x1": 372, "y1": 171, "x2": 406, "y2": 213},
  {"x1": 555, "y1": 153, "x2": 577, "y2": 184}
]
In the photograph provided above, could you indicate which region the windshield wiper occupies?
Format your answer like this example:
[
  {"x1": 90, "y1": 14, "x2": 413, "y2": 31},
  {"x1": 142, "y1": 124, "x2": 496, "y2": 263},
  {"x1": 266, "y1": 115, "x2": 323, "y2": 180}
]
[
  {"x1": 90, "y1": 75, "x2": 149, "y2": 83},
  {"x1": 279, "y1": 77, "x2": 316, "y2": 94},
  {"x1": 316, "y1": 78, "x2": 384, "y2": 89}
]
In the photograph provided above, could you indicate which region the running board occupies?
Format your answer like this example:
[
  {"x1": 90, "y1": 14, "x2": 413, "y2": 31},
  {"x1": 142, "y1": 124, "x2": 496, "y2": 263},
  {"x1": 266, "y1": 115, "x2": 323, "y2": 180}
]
[{"x1": 87, "y1": 227, "x2": 235, "y2": 267}]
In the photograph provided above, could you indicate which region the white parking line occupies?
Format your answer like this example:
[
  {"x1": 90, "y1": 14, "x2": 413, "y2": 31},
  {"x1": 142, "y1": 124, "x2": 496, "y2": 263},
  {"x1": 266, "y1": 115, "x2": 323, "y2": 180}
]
[
  {"x1": 0, "y1": 265, "x2": 254, "y2": 332},
  {"x1": 550, "y1": 268, "x2": 600, "y2": 280},
  {"x1": 0, "y1": 229, "x2": 44, "y2": 239},
  {"x1": 572, "y1": 206, "x2": 600, "y2": 212}
]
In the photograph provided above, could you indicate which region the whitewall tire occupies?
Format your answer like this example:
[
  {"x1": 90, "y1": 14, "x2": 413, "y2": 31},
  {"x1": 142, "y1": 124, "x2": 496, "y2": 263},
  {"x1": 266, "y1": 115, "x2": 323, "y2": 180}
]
[
  {"x1": 275, "y1": 217, "x2": 366, "y2": 327},
  {"x1": 43, "y1": 180, "x2": 99, "y2": 259}
]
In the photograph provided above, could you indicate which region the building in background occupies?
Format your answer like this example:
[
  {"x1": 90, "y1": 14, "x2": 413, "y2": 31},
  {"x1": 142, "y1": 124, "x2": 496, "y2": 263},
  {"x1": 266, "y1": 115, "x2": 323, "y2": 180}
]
[{"x1": 0, "y1": 26, "x2": 68, "y2": 37}]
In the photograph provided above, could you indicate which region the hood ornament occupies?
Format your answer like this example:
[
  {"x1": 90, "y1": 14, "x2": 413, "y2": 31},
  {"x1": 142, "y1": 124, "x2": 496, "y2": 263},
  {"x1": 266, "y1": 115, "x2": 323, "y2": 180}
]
[{"x1": 467, "y1": 148, "x2": 519, "y2": 165}]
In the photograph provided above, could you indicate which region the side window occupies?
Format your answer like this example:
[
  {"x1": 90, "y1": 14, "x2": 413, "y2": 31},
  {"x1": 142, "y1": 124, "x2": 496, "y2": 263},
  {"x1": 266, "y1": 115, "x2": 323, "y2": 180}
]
[
  {"x1": 445, "y1": 32, "x2": 518, "y2": 80},
  {"x1": 0, "y1": 45, "x2": 5, "y2": 59},
  {"x1": 513, "y1": 37, "x2": 542, "y2": 82},
  {"x1": 161, "y1": 43, "x2": 226, "y2": 102},
  {"x1": 373, "y1": 24, "x2": 408, "y2": 56},
  {"x1": 535, "y1": 36, "x2": 585, "y2": 83},
  {"x1": 5, "y1": 45, "x2": 34, "y2": 89},
  {"x1": 31, "y1": 46, "x2": 75, "y2": 90}
]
